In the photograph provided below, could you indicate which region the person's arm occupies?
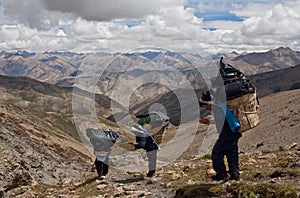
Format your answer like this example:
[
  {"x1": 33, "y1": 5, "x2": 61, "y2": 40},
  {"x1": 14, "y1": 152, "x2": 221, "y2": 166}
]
[{"x1": 199, "y1": 117, "x2": 215, "y2": 125}]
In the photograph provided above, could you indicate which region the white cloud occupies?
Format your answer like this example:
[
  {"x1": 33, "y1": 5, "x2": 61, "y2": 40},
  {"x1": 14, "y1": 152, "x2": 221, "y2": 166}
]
[
  {"x1": 197, "y1": 2, "x2": 231, "y2": 13},
  {"x1": 232, "y1": 3, "x2": 278, "y2": 18},
  {"x1": 41, "y1": 0, "x2": 185, "y2": 21},
  {"x1": 143, "y1": 6, "x2": 203, "y2": 32},
  {"x1": 241, "y1": 0, "x2": 300, "y2": 40},
  {"x1": 3, "y1": 0, "x2": 62, "y2": 30},
  {"x1": 2, "y1": 0, "x2": 185, "y2": 30},
  {"x1": 203, "y1": 20, "x2": 242, "y2": 31},
  {"x1": 100, "y1": 26, "x2": 214, "y2": 55},
  {"x1": 1, "y1": 0, "x2": 300, "y2": 53},
  {"x1": 197, "y1": 0, "x2": 300, "y2": 53}
]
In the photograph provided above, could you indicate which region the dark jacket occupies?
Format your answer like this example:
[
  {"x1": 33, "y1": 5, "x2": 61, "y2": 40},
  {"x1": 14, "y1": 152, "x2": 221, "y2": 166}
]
[
  {"x1": 135, "y1": 135, "x2": 159, "y2": 152},
  {"x1": 132, "y1": 125, "x2": 159, "y2": 152},
  {"x1": 212, "y1": 105, "x2": 242, "y2": 140}
]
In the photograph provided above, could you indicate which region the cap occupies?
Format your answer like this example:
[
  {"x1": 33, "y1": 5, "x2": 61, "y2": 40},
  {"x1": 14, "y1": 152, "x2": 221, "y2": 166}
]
[{"x1": 199, "y1": 91, "x2": 213, "y2": 106}]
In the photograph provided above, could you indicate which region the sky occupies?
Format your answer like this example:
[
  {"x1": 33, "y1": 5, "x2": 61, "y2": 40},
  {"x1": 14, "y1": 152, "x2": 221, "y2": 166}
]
[{"x1": 0, "y1": 0, "x2": 300, "y2": 54}]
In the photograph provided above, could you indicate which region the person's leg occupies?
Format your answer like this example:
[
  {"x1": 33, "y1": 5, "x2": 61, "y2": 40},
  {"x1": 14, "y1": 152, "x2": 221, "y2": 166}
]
[
  {"x1": 94, "y1": 158, "x2": 104, "y2": 178},
  {"x1": 225, "y1": 140, "x2": 240, "y2": 180},
  {"x1": 146, "y1": 150, "x2": 157, "y2": 177},
  {"x1": 103, "y1": 155, "x2": 109, "y2": 176},
  {"x1": 212, "y1": 139, "x2": 228, "y2": 180}
]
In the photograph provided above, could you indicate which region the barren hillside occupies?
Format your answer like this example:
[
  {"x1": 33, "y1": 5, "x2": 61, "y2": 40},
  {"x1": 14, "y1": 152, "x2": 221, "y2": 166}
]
[
  {"x1": 0, "y1": 75, "x2": 299, "y2": 197},
  {"x1": 0, "y1": 101, "x2": 93, "y2": 187},
  {"x1": 240, "y1": 89, "x2": 300, "y2": 152},
  {"x1": 1, "y1": 89, "x2": 299, "y2": 198}
]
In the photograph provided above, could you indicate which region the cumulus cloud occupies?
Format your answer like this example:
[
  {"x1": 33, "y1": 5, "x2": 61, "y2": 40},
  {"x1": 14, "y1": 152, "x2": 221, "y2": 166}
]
[
  {"x1": 2, "y1": 0, "x2": 185, "y2": 30},
  {"x1": 194, "y1": 0, "x2": 300, "y2": 53},
  {"x1": 241, "y1": 0, "x2": 300, "y2": 39},
  {"x1": 1, "y1": 0, "x2": 300, "y2": 53},
  {"x1": 2, "y1": 0, "x2": 185, "y2": 28},
  {"x1": 0, "y1": 1, "x2": 208, "y2": 53},
  {"x1": 143, "y1": 6, "x2": 203, "y2": 31},
  {"x1": 41, "y1": 0, "x2": 185, "y2": 21},
  {"x1": 98, "y1": 26, "x2": 212, "y2": 54},
  {"x1": 0, "y1": 24, "x2": 75, "y2": 51},
  {"x1": 3, "y1": 0, "x2": 62, "y2": 30},
  {"x1": 232, "y1": 3, "x2": 278, "y2": 18}
]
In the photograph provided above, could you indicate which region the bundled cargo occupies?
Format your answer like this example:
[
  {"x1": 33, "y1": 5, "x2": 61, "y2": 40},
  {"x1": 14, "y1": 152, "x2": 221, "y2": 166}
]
[
  {"x1": 226, "y1": 91, "x2": 260, "y2": 132},
  {"x1": 218, "y1": 57, "x2": 260, "y2": 133}
]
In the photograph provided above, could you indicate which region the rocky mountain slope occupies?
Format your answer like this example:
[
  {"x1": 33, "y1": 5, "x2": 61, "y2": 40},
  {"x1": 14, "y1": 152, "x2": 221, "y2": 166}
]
[
  {"x1": 1, "y1": 88, "x2": 299, "y2": 198},
  {"x1": 1, "y1": 48, "x2": 300, "y2": 197},
  {"x1": 0, "y1": 75, "x2": 125, "y2": 120},
  {"x1": 1, "y1": 47, "x2": 300, "y2": 96},
  {"x1": 248, "y1": 64, "x2": 300, "y2": 97},
  {"x1": 218, "y1": 47, "x2": 300, "y2": 74},
  {"x1": 0, "y1": 100, "x2": 92, "y2": 192}
]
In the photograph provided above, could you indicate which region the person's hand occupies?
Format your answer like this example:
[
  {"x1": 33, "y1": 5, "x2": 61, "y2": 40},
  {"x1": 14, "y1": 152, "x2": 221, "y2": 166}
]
[
  {"x1": 128, "y1": 142, "x2": 138, "y2": 150},
  {"x1": 200, "y1": 118, "x2": 216, "y2": 124},
  {"x1": 128, "y1": 141, "x2": 135, "y2": 145},
  {"x1": 199, "y1": 118, "x2": 210, "y2": 125}
]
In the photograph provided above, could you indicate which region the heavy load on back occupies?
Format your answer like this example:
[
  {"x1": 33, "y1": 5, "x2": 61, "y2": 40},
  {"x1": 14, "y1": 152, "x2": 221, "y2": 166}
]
[{"x1": 218, "y1": 57, "x2": 260, "y2": 133}]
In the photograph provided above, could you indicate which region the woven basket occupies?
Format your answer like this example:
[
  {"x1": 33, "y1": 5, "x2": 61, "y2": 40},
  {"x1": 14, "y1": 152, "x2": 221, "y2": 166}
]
[{"x1": 226, "y1": 91, "x2": 260, "y2": 132}]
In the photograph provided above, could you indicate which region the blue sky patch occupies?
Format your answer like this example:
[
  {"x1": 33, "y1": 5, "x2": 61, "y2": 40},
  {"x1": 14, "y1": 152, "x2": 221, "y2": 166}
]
[
  {"x1": 113, "y1": 19, "x2": 144, "y2": 28},
  {"x1": 194, "y1": 11, "x2": 244, "y2": 22},
  {"x1": 202, "y1": 27, "x2": 217, "y2": 31}
]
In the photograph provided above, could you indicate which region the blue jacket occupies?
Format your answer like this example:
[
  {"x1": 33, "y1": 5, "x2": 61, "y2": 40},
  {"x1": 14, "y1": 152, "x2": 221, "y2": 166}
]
[{"x1": 212, "y1": 105, "x2": 242, "y2": 140}]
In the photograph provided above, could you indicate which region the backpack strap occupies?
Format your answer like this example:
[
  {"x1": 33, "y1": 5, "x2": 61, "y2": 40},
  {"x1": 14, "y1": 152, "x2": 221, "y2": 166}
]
[{"x1": 216, "y1": 101, "x2": 241, "y2": 133}]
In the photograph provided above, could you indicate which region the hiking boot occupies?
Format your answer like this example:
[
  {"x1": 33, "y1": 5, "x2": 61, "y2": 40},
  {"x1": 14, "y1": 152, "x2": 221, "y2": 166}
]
[
  {"x1": 98, "y1": 175, "x2": 106, "y2": 180},
  {"x1": 146, "y1": 170, "x2": 155, "y2": 177},
  {"x1": 229, "y1": 173, "x2": 241, "y2": 181},
  {"x1": 211, "y1": 173, "x2": 229, "y2": 181}
]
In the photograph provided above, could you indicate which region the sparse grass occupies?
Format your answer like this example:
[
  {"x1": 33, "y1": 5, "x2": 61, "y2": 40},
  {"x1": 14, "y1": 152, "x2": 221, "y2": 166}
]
[
  {"x1": 159, "y1": 159, "x2": 211, "y2": 191},
  {"x1": 168, "y1": 148, "x2": 300, "y2": 197},
  {"x1": 32, "y1": 183, "x2": 66, "y2": 197},
  {"x1": 72, "y1": 177, "x2": 109, "y2": 198},
  {"x1": 9, "y1": 147, "x2": 300, "y2": 198},
  {"x1": 201, "y1": 154, "x2": 212, "y2": 160},
  {"x1": 175, "y1": 183, "x2": 224, "y2": 198},
  {"x1": 231, "y1": 182, "x2": 300, "y2": 198},
  {"x1": 31, "y1": 174, "x2": 108, "y2": 198},
  {"x1": 175, "y1": 180, "x2": 300, "y2": 198}
]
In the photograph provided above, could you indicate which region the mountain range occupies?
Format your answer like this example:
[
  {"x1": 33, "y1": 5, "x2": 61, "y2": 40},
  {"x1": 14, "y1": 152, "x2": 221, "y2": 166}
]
[
  {"x1": 1, "y1": 46, "x2": 300, "y2": 133},
  {"x1": 0, "y1": 47, "x2": 300, "y2": 197},
  {"x1": 1, "y1": 46, "x2": 300, "y2": 82}
]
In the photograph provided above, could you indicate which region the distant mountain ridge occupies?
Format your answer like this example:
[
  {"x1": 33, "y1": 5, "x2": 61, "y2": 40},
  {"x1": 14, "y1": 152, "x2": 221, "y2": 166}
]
[
  {"x1": 1, "y1": 47, "x2": 300, "y2": 83},
  {"x1": 234, "y1": 47, "x2": 300, "y2": 66},
  {"x1": 221, "y1": 47, "x2": 300, "y2": 74}
]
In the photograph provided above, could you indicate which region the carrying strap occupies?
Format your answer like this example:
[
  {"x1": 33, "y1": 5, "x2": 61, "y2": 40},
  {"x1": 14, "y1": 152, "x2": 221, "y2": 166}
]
[
  {"x1": 240, "y1": 111, "x2": 258, "y2": 114},
  {"x1": 216, "y1": 101, "x2": 241, "y2": 133}
]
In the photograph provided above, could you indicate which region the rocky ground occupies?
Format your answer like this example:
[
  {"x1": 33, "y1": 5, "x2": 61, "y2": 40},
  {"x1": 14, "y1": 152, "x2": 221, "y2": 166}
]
[
  {"x1": 0, "y1": 89, "x2": 300, "y2": 197},
  {"x1": 2, "y1": 143, "x2": 299, "y2": 198}
]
